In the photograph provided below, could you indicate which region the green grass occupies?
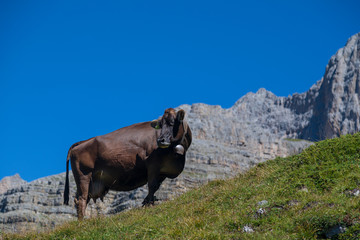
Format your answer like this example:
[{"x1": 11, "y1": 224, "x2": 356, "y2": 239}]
[{"x1": 4, "y1": 133, "x2": 360, "y2": 239}]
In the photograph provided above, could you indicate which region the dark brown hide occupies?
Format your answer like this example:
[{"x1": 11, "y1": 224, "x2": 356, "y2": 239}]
[{"x1": 64, "y1": 108, "x2": 192, "y2": 219}]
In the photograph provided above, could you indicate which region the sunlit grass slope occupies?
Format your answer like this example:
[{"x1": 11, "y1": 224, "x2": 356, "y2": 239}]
[{"x1": 4, "y1": 133, "x2": 360, "y2": 239}]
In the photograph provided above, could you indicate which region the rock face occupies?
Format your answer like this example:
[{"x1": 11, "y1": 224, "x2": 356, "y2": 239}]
[
  {"x1": 0, "y1": 174, "x2": 27, "y2": 195},
  {"x1": 1, "y1": 32, "x2": 360, "y2": 233},
  {"x1": 293, "y1": 33, "x2": 360, "y2": 141}
]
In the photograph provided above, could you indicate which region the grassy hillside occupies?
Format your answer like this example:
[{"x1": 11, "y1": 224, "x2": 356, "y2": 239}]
[{"x1": 4, "y1": 133, "x2": 360, "y2": 239}]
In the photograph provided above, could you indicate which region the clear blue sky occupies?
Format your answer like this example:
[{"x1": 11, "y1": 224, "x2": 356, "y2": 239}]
[{"x1": 1, "y1": 0, "x2": 359, "y2": 181}]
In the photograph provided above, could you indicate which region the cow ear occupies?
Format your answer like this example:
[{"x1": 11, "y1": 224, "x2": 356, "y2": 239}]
[
  {"x1": 176, "y1": 109, "x2": 185, "y2": 121},
  {"x1": 151, "y1": 120, "x2": 161, "y2": 129}
]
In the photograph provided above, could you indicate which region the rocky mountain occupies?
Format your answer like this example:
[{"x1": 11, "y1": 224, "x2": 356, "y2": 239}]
[
  {"x1": 0, "y1": 174, "x2": 27, "y2": 195},
  {"x1": 1, "y1": 32, "x2": 359, "y2": 233},
  {"x1": 301, "y1": 34, "x2": 360, "y2": 140}
]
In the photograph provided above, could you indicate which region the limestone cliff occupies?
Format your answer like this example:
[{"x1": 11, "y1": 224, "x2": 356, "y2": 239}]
[
  {"x1": 300, "y1": 33, "x2": 360, "y2": 140},
  {"x1": 0, "y1": 174, "x2": 27, "y2": 195}
]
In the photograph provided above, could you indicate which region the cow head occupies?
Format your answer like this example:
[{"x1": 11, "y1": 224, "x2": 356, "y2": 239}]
[{"x1": 151, "y1": 108, "x2": 186, "y2": 149}]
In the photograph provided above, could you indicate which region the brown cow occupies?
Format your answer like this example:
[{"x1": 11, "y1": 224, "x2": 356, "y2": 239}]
[{"x1": 63, "y1": 108, "x2": 192, "y2": 219}]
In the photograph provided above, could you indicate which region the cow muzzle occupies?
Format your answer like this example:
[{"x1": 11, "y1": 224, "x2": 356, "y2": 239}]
[{"x1": 157, "y1": 138, "x2": 171, "y2": 148}]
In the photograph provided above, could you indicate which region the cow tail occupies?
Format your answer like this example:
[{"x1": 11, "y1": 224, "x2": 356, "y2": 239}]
[
  {"x1": 64, "y1": 147, "x2": 71, "y2": 205},
  {"x1": 63, "y1": 138, "x2": 94, "y2": 205}
]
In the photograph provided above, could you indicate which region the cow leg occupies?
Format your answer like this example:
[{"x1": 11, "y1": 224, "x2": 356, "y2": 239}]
[
  {"x1": 77, "y1": 173, "x2": 92, "y2": 220},
  {"x1": 74, "y1": 192, "x2": 80, "y2": 213},
  {"x1": 143, "y1": 175, "x2": 166, "y2": 206},
  {"x1": 71, "y1": 157, "x2": 93, "y2": 220}
]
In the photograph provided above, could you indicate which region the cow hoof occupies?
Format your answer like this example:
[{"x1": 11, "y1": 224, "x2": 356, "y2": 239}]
[
  {"x1": 142, "y1": 200, "x2": 154, "y2": 207},
  {"x1": 142, "y1": 196, "x2": 158, "y2": 206}
]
